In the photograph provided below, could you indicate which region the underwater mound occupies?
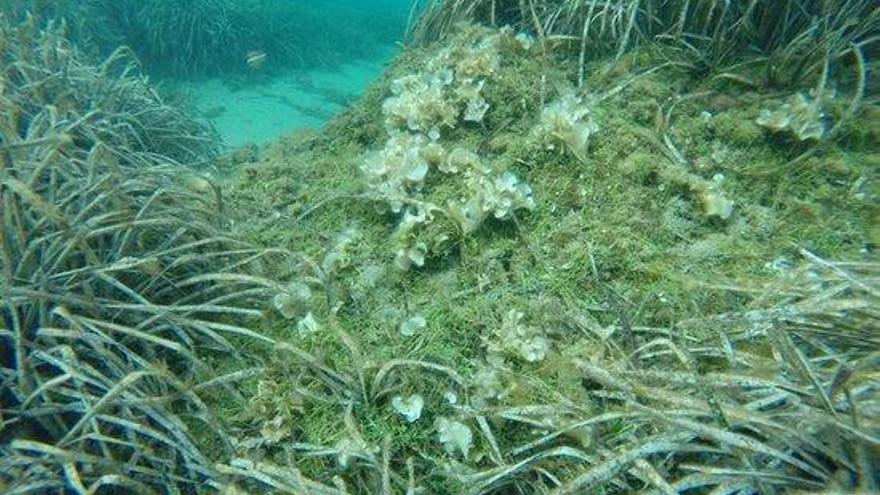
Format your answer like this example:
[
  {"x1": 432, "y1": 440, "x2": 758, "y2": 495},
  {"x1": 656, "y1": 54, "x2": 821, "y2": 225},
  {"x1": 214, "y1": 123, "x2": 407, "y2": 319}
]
[
  {"x1": 2, "y1": 1, "x2": 879, "y2": 494},
  {"x1": 217, "y1": 3, "x2": 879, "y2": 494}
]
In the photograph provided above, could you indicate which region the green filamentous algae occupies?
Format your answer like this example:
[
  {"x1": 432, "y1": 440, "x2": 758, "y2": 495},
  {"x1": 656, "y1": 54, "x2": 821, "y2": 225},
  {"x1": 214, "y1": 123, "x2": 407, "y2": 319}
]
[{"x1": 2, "y1": 1, "x2": 877, "y2": 494}]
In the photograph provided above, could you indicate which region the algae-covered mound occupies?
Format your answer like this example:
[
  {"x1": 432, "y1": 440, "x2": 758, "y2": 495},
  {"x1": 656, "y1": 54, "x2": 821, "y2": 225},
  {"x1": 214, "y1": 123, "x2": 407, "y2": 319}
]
[
  {"x1": 214, "y1": 2, "x2": 878, "y2": 493},
  {"x1": 2, "y1": 1, "x2": 878, "y2": 494}
]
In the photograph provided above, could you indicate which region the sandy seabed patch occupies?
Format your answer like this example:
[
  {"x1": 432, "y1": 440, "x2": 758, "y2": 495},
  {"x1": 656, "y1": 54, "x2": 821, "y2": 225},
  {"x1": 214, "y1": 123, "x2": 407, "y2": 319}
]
[{"x1": 180, "y1": 46, "x2": 397, "y2": 148}]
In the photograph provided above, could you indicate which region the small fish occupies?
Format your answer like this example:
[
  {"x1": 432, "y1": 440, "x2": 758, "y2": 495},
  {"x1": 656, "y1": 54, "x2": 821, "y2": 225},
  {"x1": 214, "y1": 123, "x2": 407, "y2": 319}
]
[{"x1": 246, "y1": 50, "x2": 267, "y2": 70}]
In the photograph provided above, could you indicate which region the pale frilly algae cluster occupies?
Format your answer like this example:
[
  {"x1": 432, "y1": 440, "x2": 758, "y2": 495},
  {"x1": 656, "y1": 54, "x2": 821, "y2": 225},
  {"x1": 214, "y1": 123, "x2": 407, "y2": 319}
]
[
  {"x1": 271, "y1": 226, "x2": 359, "y2": 332},
  {"x1": 533, "y1": 91, "x2": 599, "y2": 161},
  {"x1": 361, "y1": 27, "x2": 535, "y2": 270},
  {"x1": 486, "y1": 309, "x2": 550, "y2": 363},
  {"x1": 756, "y1": 91, "x2": 828, "y2": 141}
]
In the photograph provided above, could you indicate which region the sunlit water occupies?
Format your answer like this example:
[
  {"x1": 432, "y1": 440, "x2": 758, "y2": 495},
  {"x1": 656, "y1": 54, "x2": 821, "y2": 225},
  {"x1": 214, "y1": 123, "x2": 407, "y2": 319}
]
[
  {"x1": 169, "y1": 1, "x2": 414, "y2": 148},
  {"x1": 175, "y1": 46, "x2": 398, "y2": 148}
]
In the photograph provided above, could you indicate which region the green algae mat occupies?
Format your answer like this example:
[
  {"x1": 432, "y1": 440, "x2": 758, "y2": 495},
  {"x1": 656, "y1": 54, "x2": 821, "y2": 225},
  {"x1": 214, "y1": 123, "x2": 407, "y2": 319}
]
[{"x1": 215, "y1": 22, "x2": 878, "y2": 495}]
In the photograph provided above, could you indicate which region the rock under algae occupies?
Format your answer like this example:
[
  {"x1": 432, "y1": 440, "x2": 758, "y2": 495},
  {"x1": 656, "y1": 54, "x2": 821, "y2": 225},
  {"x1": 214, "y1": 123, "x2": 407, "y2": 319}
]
[{"x1": 216, "y1": 12, "x2": 877, "y2": 494}]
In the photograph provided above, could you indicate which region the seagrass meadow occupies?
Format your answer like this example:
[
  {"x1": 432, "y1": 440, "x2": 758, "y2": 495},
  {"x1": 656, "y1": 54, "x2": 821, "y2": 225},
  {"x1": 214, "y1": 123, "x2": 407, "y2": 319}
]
[{"x1": 1, "y1": 1, "x2": 879, "y2": 494}]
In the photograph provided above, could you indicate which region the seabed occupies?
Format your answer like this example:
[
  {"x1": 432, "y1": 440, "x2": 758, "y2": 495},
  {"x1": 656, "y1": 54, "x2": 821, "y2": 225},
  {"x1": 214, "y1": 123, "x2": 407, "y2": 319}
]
[{"x1": 1, "y1": 1, "x2": 878, "y2": 494}]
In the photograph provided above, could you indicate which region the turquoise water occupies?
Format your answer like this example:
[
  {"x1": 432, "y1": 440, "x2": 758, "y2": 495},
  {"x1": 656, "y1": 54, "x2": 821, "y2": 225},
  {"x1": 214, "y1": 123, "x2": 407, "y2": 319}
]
[
  {"x1": 8, "y1": 0, "x2": 418, "y2": 148},
  {"x1": 179, "y1": 47, "x2": 399, "y2": 148},
  {"x1": 170, "y1": 0, "x2": 416, "y2": 148}
]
